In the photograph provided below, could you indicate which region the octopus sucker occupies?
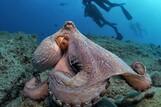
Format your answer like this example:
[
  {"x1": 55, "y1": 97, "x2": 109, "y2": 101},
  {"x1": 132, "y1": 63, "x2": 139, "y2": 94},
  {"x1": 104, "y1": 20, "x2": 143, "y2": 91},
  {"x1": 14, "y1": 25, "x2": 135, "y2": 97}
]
[{"x1": 23, "y1": 21, "x2": 152, "y2": 107}]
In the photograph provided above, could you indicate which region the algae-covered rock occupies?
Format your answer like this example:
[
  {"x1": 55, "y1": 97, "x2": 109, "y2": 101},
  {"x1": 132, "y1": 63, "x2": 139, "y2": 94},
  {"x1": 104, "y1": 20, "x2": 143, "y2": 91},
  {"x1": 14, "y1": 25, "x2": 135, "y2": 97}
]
[
  {"x1": 0, "y1": 32, "x2": 37, "y2": 106},
  {"x1": 105, "y1": 77, "x2": 135, "y2": 98},
  {"x1": 4, "y1": 97, "x2": 22, "y2": 107},
  {"x1": 135, "y1": 87, "x2": 161, "y2": 107},
  {"x1": 20, "y1": 98, "x2": 46, "y2": 107},
  {"x1": 115, "y1": 88, "x2": 155, "y2": 107},
  {"x1": 150, "y1": 71, "x2": 161, "y2": 87},
  {"x1": 94, "y1": 97, "x2": 117, "y2": 107}
]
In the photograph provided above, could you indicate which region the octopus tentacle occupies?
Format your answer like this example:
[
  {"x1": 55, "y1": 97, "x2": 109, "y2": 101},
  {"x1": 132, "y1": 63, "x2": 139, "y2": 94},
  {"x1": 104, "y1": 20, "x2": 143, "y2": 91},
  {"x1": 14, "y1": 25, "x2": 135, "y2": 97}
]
[
  {"x1": 25, "y1": 21, "x2": 152, "y2": 107},
  {"x1": 131, "y1": 61, "x2": 146, "y2": 75},
  {"x1": 32, "y1": 35, "x2": 62, "y2": 70},
  {"x1": 121, "y1": 61, "x2": 151, "y2": 91},
  {"x1": 22, "y1": 77, "x2": 49, "y2": 101},
  {"x1": 49, "y1": 21, "x2": 151, "y2": 106},
  {"x1": 122, "y1": 73, "x2": 151, "y2": 91}
]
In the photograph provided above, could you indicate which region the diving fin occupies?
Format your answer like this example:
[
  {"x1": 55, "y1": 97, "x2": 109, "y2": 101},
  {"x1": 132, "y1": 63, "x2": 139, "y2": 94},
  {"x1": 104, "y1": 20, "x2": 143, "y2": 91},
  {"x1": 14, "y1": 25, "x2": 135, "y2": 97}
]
[
  {"x1": 120, "y1": 6, "x2": 133, "y2": 20},
  {"x1": 116, "y1": 32, "x2": 123, "y2": 40}
]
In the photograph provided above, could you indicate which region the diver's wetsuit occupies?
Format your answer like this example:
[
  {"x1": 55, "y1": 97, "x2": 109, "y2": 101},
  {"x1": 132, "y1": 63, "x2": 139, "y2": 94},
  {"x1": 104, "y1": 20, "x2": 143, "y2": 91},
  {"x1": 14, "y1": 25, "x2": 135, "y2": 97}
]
[
  {"x1": 83, "y1": 0, "x2": 124, "y2": 12},
  {"x1": 83, "y1": 0, "x2": 124, "y2": 40},
  {"x1": 84, "y1": 3, "x2": 116, "y2": 27}
]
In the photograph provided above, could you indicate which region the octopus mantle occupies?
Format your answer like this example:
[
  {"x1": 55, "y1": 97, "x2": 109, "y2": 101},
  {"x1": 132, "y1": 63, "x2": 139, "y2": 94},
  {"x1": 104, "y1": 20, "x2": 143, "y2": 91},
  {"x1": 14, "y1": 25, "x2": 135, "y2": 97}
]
[{"x1": 23, "y1": 21, "x2": 151, "y2": 107}]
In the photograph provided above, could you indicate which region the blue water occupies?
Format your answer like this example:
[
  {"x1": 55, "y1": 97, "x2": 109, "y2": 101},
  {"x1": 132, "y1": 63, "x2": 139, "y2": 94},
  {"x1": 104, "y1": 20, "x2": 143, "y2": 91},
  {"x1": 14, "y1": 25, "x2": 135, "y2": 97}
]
[{"x1": 0, "y1": 0, "x2": 161, "y2": 44}]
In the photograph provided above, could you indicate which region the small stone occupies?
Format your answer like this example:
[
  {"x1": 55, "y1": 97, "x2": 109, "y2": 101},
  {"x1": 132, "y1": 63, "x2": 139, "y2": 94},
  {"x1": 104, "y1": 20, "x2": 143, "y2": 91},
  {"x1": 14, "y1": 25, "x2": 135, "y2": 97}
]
[
  {"x1": 150, "y1": 71, "x2": 161, "y2": 87},
  {"x1": 115, "y1": 89, "x2": 154, "y2": 107},
  {"x1": 115, "y1": 91, "x2": 142, "y2": 107},
  {"x1": 94, "y1": 97, "x2": 117, "y2": 107}
]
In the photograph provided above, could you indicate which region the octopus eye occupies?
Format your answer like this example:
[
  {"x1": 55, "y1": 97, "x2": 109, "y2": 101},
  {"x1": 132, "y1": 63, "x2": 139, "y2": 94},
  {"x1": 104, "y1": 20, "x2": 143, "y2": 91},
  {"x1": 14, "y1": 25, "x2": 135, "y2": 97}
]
[
  {"x1": 55, "y1": 35, "x2": 69, "y2": 52},
  {"x1": 69, "y1": 55, "x2": 83, "y2": 74}
]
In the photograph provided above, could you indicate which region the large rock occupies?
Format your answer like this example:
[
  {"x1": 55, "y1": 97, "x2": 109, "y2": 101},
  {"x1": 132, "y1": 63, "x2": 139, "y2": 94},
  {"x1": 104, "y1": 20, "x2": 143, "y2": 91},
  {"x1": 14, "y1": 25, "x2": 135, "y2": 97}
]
[
  {"x1": 135, "y1": 87, "x2": 161, "y2": 107},
  {"x1": 150, "y1": 71, "x2": 161, "y2": 87}
]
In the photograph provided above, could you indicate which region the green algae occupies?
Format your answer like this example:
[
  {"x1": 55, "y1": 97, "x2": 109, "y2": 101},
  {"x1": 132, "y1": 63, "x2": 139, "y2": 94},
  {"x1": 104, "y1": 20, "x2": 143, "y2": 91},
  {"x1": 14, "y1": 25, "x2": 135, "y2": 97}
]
[{"x1": 0, "y1": 32, "x2": 37, "y2": 106}]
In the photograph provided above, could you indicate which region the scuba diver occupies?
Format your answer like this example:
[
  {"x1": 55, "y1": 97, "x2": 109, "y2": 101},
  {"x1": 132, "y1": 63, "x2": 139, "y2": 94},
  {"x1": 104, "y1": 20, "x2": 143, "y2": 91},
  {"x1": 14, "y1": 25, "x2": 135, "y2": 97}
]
[
  {"x1": 83, "y1": 0, "x2": 133, "y2": 20},
  {"x1": 129, "y1": 21, "x2": 146, "y2": 36},
  {"x1": 83, "y1": 0, "x2": 124, "y2": 11},
  {"x1": 84, "y1": 2, "x2": 116, "y2": 28},
  {"x1": 84, "y1": 2, "x2": 123, "y2": 40}
]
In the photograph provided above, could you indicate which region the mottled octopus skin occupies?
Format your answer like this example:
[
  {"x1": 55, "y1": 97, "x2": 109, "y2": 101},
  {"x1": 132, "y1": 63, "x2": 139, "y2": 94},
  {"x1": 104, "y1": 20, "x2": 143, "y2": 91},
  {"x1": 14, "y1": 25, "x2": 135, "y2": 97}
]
[
  {"x1": 25, "y1": 21, "x2": 151, "y2": 107},
  {"x1": 23, "y1": 77, "x2": 48, "y2": 101}
]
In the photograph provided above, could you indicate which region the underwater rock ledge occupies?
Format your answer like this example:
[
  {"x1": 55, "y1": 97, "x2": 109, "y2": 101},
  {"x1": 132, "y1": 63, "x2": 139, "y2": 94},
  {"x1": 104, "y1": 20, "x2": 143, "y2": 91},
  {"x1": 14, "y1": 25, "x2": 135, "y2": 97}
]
[{"x1": 0, "y1": 32, "x2": 161, "y2": 107}]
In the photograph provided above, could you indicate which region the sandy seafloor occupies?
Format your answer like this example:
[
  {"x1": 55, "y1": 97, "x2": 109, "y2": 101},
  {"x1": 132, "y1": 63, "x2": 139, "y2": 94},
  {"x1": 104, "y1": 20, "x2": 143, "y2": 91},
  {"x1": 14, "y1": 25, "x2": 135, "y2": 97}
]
[{"x1": 0, "y1": 32, "x2": 161, "y2": 107}]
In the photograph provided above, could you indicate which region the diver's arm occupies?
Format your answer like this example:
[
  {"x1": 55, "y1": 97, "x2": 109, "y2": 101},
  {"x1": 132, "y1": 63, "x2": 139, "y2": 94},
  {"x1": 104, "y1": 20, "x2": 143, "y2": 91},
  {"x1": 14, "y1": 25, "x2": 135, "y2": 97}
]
[{"x1": 104, "y1": 0, "x2": 125, "y2": 7}]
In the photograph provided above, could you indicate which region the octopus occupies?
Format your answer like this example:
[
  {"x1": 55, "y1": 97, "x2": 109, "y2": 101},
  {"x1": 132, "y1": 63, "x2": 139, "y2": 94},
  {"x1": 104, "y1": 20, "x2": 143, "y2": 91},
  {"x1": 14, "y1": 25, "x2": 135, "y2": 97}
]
[{"x1": 23, "y1": 21, "x2": 152, "y2": 107}]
